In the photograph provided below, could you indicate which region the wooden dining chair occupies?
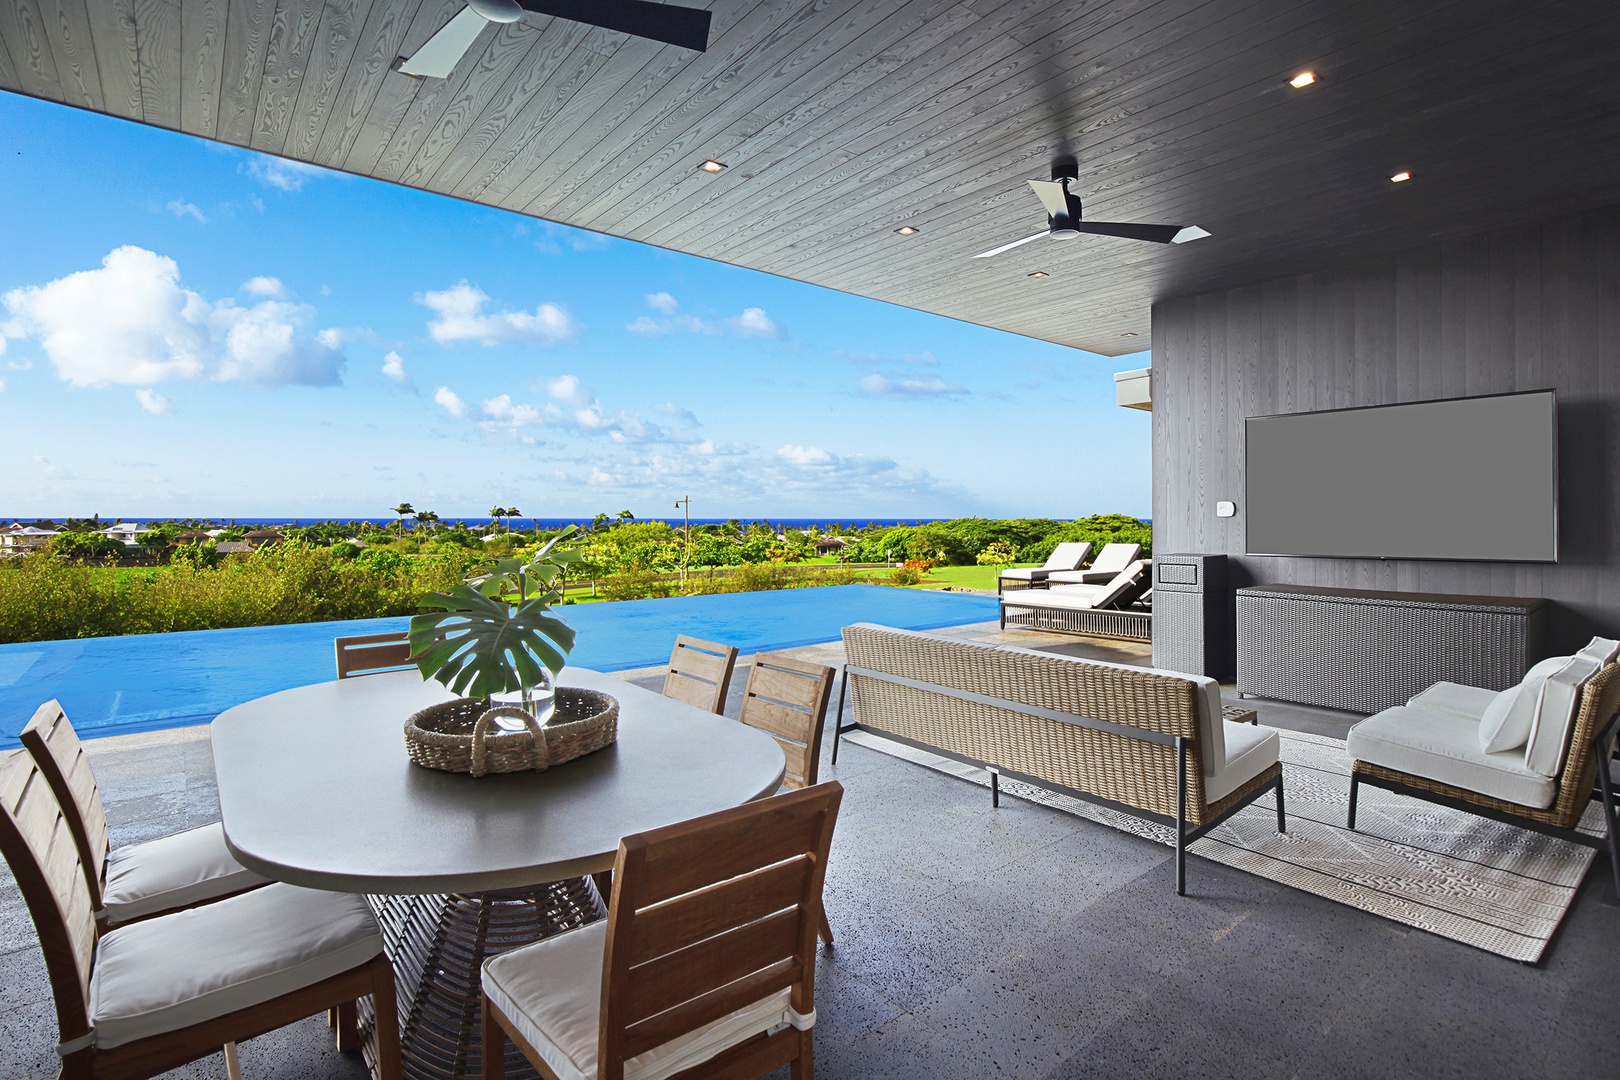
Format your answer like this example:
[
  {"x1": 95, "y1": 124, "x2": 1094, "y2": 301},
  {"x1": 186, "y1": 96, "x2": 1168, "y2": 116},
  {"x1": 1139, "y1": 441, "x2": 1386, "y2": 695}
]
[
  {"x1": 480, "y1": 781, "x2": 843, "y2": 1080},
  {"x1": 335, "y1": 631, "x2": 416, "y2": 679},
  {"x1": 659, "y1": 635, "x2": 740, "y2": 714},
  {"x1": 18, "y1": 701, "x2": 268, "y2": 931},
  {"x1": 0, "y1": 749, "x2": 402, "y2": 1080},
  {"x1": 737, "y1": 652, "x2": 838, "y2": 944}
]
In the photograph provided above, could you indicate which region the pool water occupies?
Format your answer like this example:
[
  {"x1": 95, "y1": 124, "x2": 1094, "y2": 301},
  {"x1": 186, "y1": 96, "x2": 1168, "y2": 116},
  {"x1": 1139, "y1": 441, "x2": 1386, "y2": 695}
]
[{"x1": 0, "y1": 585, "x2": 997, "y2": 745}]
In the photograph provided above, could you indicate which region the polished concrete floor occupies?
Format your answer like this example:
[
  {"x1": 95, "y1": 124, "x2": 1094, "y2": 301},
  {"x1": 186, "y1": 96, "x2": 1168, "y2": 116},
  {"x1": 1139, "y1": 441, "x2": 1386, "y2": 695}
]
[{"x1": 3, "y1": 624, "x2": 1617, "y2": 1079}]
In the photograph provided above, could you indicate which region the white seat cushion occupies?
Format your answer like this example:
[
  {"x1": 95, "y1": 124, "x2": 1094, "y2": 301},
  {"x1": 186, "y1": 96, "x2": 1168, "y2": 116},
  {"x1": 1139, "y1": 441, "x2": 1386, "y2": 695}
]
[
  {"x1": 1525, "y1": 656, "x2": 1604, "y2": 777},
  {"x1": 1005, "y1": 585, "x2": 1111, "y2": 610},
  {"x1": 483, "y1": 921, "x2": 812, "y2": 1080},
  {"x1": 1347, "y1": 707, "x2": 1556, "y2": 809},
  {"x1": 1205, "y1": 721, "x2": 1280, "y2": 804},
  {"x1": 1579, "y1": 637, "x2": 1620, "y2": 664},
  {"x1": 102, "y1": 822, "x2": 272, "y2": 924},
  {"x1": 89, "y1": 882, "x2": 382, "y2": 1049},
  {"x1": 998, "y1": 567, "x2": 1051, "y2": 582},
  {"x1": 1407, "y1": 682, "x2": 1499, "y2": 722},
  {"x1": 1046, "y1": 568, "x2": 1117, "y2": 585}
]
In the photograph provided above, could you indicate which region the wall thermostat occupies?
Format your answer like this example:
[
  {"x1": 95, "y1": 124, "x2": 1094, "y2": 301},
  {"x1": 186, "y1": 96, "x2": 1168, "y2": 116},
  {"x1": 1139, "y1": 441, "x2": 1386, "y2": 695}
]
[{"x1": 1216, "y1": 501, "x2": 1237, "y2": 518}]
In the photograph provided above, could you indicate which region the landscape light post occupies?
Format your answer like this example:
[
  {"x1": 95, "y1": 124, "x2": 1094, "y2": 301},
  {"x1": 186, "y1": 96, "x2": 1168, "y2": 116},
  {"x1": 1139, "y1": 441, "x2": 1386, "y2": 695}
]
[{"x1": 674, "y1": 496, "x2": 691, "y2": 587}]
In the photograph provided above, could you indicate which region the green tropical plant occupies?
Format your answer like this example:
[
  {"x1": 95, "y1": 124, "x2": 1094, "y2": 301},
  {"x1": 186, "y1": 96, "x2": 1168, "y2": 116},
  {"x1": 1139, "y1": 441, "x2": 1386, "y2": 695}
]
[{"x1": 407, "y1": 527, "x2": 582, "y2": 701}]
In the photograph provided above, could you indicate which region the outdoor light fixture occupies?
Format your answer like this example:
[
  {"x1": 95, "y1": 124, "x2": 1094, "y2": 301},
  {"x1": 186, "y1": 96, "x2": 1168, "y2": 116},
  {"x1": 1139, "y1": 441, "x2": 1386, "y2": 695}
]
[
  {"x1": 894, "y1": 225, "x2": 919, "y2": 235},
  {"x1": 1289, "y1": 71, "x2": 1316, "y2": 88},
  {"x1": 1390, "y1": 171, "x2": 1412, "y2": 183},
  {"x1": 699, "y1": 159, "x2": 726, "y2": 173},
  {"x1": 1027, "y1": 271, "x2": 1048, "y2": 279}
]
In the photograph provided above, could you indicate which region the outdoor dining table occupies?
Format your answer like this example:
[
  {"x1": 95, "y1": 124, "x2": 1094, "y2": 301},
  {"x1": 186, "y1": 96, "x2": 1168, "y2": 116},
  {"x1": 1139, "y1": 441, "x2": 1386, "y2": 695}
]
[{"x1": 211, "y1": 666, "x2": 787, "y2": 1080}]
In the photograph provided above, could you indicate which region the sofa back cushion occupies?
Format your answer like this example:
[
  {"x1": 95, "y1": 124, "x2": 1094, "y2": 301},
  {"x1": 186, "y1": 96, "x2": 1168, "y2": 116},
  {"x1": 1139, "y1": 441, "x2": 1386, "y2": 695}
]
[
  {"x1": 1525, "y1": 654, "x2": 1604, "y2": 777},
  {"x1": 1579, "y1": 636, "x2": 1620, "y2": 664},
  {"x1": 1477, "y1": 655, "x2": 1570, "y2": 753}
]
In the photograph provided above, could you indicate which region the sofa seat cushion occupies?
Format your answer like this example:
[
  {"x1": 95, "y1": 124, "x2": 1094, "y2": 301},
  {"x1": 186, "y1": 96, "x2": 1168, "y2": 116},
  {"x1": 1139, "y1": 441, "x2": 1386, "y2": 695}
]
[
  {"x1": 482, "y1": 921, "x2": 810, "y2": 1080},
  {"x1": 1205, "y1": 721, "x2": 1280, "y2": 804},
  {"x1": 1347, "y1": 707, "x2": 1555, "y2": 809},
  {"x1": 1406, "y1": 682, "x2": 1499, "y2": 722},
  {"x1": 102, "y1": 822, "x2": 271, "y2": 924},
  {"x1": 88, "y1": 882, "x2": 382, "y2": 1049}
]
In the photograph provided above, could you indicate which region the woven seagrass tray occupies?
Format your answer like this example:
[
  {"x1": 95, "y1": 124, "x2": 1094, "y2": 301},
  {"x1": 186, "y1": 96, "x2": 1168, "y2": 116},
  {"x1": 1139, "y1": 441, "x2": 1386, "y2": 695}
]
[{"x1": 404, "y1": 687, "x2": 619, "y2": 777}]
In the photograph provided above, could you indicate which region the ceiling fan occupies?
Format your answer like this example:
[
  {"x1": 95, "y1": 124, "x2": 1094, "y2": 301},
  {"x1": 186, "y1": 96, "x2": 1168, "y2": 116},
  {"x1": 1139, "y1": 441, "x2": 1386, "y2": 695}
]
[
  {"x1": 397, "y1": 0, "x2": 712, "y2": 79},
  {"x1": 972, "y1": 164, "x2": 1210, "y2": 258}
]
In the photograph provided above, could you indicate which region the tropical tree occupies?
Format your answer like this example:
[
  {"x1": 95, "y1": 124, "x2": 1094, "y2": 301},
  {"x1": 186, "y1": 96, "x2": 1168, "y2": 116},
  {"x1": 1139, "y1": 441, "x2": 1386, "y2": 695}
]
[
  {"x1": 489, "y1": 504, "x2": 506, "y2": 533},
  {"x1": 505, "y1": 507, "x2": 523, "y2": 533},
  {"x1": 416, "y1": 510, "x2": 441, "y2": 534},
  {"x1": 392, "y1": 502, "x2": 415, "y2": 535}
]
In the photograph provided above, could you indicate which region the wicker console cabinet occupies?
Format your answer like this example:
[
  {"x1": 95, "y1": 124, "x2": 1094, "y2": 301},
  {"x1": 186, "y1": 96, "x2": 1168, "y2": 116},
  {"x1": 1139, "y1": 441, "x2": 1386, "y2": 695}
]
[{"x1": 1236, "y1": 584, "x2": 1546, "y2": 714}]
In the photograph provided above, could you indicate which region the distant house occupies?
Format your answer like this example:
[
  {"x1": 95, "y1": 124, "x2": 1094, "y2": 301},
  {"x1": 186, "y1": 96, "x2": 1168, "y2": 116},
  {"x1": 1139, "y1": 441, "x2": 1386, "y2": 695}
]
[
  {"x1": 215, "y1": 541, "x2": 254, "y2": 555},
  {"x1": 100, "y1": 522, "x2": 149, "y2": 545},
  {"x1": 0, "y1": 523, "x2": 61, "y2": 555},
  {"x1": 814, "y1": 537, "x2": 849, "y2": 557},
  {"x1": 243, "y1": 529, "x2": 284, "y2": 547}
]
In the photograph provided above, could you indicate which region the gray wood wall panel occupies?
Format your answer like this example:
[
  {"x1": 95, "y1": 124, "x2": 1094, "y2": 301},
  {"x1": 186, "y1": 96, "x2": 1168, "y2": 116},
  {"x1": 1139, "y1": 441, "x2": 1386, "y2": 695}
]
[{"x1": 1151, "y1": 207, "x2": 1620, "y2": 653}]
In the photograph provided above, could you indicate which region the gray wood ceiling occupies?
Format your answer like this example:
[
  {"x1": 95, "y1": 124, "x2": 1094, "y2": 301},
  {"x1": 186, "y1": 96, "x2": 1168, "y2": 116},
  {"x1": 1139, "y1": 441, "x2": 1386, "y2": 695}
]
[{"x1": 3, "y1": 0, "x2": 1619, "y2": 356}]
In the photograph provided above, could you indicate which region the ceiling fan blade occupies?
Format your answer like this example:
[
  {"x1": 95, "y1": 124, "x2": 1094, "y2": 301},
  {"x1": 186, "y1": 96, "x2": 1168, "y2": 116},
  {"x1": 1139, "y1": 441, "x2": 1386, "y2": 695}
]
[
  {"x1": 520, "y1": 0, "x2": 712, "y2": 51},
  {"x1": 398, "y1": 6, "x2": 489, "y2": 78},
  {"x1": 1075, "y1": 221, "x2": 1211, "y2": 244},
  {"x1": 972, "y1": 231, "x2": 1048, "y2": 259},
  {"x1": 1026, "y1": 179, "x2": 1070, "y2": 219}
]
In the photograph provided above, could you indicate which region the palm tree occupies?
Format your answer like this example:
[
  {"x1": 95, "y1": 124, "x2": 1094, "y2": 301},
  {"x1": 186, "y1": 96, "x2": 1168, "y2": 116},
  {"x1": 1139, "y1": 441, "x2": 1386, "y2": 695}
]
[
  {"x1": 489, "y1": 504, "x2": 505, "y2": 533},
  {"x1": 505, "y1": 507, "x2": 522, "y2": 533},
  {"x1": 392, "y1": 502, "x2": 414, "y2": 535},
  {"x1": 416, "y1": 510, "x2": 440, "y2": 534}
]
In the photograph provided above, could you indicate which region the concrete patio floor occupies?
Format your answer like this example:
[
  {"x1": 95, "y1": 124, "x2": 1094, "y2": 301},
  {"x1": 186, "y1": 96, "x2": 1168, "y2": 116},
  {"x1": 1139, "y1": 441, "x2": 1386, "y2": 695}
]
[{"x1": 3, "y1": 622, "x2": 1618, "y2": 1078}]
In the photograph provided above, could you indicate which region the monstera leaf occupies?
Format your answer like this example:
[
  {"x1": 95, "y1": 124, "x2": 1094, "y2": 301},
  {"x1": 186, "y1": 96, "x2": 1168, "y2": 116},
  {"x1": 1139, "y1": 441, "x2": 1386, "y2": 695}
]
[{"x1": 409, "y1": 585, "x2": 578, "y2": 699}]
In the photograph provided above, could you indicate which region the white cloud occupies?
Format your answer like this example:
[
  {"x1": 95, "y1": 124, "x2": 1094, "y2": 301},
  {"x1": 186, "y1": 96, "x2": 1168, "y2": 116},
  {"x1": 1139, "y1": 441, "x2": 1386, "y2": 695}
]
[
  {"x1": 481, "y1": 394, "x2": 553, "y2": 428},
  {"x1": 381, "y1": 350, "x2": 410, "y2": 386},
  {"x1": 777, "y1": 444, "x2": 834, "y2": 467},
  {"x1": 0, "y1": 246, "x2": 345, "y2": 389},
  {"x1": 135, "y1": 389, "x2": 172, "y2": 414},
  {"x1": 655, "y1": 402, "x2": 701, "y2": 426},
  {"x1": 0, "y1": 377, "x2": 6, "y2": 392},
  {"x1": 242, "y1": 276, "x2": 285, "y2": 297},
  {"x1": 434, "y1": 386, "x2": 466, "y2": 418},
  {"x1": 647, "y1": 292, "x2": 679, "y2": 314},
  {"x1": 726, "y1": 307, "x2": 782, "y2": 338},
  {"x1": 528, "y1": 222, "x2": 613, "y2": 255},
  {"x1": 166, "y1": 200, "x2": 207, "y2": 224},
  {"x1": 625, "y1": 295, "x2": 783, "y2": 340},
  {"x1": 858, "y1": 374, "x2": 968, "y2": 398},
  {"x1": 418, "y1": 283, "x2": 575, "y2": 346},
  {"x1": 244, "y1": 156, "x2": 331, "y2": 192},
  {"x1": 837, "y1": 348, "x2": 939, "y2": 368}
]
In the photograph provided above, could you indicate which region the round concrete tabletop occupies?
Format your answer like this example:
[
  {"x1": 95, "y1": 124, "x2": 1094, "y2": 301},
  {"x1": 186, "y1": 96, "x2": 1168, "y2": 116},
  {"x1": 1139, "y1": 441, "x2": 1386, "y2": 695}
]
[{"x1": 211, "y1": 667, "x2": 786, "y2": 894}]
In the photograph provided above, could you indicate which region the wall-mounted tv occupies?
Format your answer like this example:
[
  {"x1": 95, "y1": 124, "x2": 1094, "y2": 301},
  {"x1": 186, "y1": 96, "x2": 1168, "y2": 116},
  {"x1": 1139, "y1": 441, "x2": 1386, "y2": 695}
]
[{"x1": 1245, "y1": 390, "x2": 1558, "y2": 562}]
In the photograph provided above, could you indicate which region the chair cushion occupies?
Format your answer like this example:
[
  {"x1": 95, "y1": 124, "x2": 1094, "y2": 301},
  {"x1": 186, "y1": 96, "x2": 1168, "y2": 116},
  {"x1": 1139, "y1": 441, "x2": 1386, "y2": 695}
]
[
  {"x1": 1046, "y1": 568, "x2": 1116, "y2": 585},
  {"x1": 998, "y1": 567, "x2": 1050, "y2": 582},
  {"x1": 102, "y1": 822, "x2": 272, "y2": 924},
  {"x1": 1006, "y1": 584, "x2": 1110, "y2": 610},
  {"x1": 1042, "y1": 542, "x2": 1093, "y2": 572},
  {"x1": 1347, "y1": 707, "x2": 1556, "y2": 809},
  {"x1": 1476, "y1": 656, "x2": 1571, "y2": 754},
  {"x1": 1579, "y1": 636, "x2": 1620, "y2": 664},
  {"x1": 1525, "y1": 655, "x2": 1604, "y2": 777},
  {"x1": 1205, "y1": 721, "x2": 1280, "y2": 804},
  {"x1": 482, "y1": 921, "x2": 811, "y2": 1080},
  {"x1": 1407, "y1": 682, "x2": 1500, "y2": 722},
  {"x1": 89, "y1": 882, "x2": 382, "y2": 1049}
]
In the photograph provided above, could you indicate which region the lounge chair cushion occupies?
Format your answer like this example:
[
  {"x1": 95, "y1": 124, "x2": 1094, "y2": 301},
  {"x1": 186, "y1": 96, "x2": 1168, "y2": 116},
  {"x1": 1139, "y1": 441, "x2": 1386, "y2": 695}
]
[
  {"x1": 1347, "y1": 707, "x2": 1556, "y2": 808},
  {"x1": 999, "y1": 567, "x2": 1049, "y2": 583},
  {"x1": 1525, "y1": 655, "x2": 1604, "y2": 777},
  {"x1": 102, "y1": 822, "x2": 272, "y2": 924},
  {"x1": 1407, "y1": 682, "x2": 1499, "y2": 721},
  {"x1": 88, "y1": 882, "x2": 382, "y2": 1049},
  {"x1": 482, "y1": 921, "x2": 810, "y2": 1080},
  {"x1": 1046, "y1": 542, "x2": 1143, "y2": 585},
  {"x1": 1579, "y1": 636, "x2": 1620, "y2": 664},
  {"x1": 1476, "y1": 656, "x2": 1571, "y2": 754},
  {"x1": 1205, "y1": 721, "x2": 1280, "y2": 804}
]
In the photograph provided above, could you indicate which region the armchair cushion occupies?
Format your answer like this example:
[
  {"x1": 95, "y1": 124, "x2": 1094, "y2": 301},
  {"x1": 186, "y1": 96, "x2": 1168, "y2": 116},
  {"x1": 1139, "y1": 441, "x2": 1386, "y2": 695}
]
[
  {"x1": 1347, "y1": 707, "x2": 1555, "y2": 809},
  {"x1": 1476, "y1": 656, "x2": 1571, "y2": 754},
  {"x1": 102, "y1": 822, "x2": 271, "y2": 924},
  {"x1": 88, "y1": 882, "x2": 382, "y2": 1049},
  {"x1": 1206, "y1": 721, "x2": 1280, "y2": 803},
  {"x1": 482, "y1": 921, "x2": 807, "y2": 1080},
  {"x1": 1525, "y1": 654, "x2": 1603, "y2": 777},
  {"x1": 1407, "y1": 682, "x2": 1499, "y2": 721}
]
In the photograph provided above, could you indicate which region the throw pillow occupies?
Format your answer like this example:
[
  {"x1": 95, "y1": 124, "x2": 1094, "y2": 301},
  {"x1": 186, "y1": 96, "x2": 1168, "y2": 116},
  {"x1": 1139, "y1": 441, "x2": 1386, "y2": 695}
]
[
  {"x1": 1477, "y1": 655, "x2": 1570, "y2": 754},
  {"x1": 1524, "y1": 654, "x2": 1605, "y2": 777}
]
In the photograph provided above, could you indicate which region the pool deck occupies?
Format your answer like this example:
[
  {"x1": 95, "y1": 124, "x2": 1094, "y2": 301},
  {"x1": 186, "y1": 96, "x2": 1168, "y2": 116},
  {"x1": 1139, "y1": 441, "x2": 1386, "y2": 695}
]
[{"x1": 3, "y1": 621, "x2": 1617, "y2": 1079}]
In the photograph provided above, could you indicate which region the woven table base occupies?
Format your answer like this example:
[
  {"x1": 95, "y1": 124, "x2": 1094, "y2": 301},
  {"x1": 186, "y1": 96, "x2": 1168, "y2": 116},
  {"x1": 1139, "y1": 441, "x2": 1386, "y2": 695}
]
[{"x1": 358, "y1": 878, "x2": 606, "y2": 1080}]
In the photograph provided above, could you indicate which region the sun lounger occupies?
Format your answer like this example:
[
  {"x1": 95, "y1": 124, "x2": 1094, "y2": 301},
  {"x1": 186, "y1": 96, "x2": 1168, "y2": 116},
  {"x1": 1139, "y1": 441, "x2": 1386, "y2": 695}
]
[
  {"x1": 999, "y1": 561, "x2": 1153, "y2": 640},
  {"x1": 1047, "y1": 542, "x2": 1143, "y2": 585},
  {"x1": 997, "y1": 541, "x2": 1093, "y2": 594}
]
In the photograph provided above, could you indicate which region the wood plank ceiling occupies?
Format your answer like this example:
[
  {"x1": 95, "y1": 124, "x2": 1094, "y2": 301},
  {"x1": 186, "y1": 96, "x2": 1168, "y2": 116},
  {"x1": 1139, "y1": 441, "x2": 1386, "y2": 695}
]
[{"x1": 2, "y1": 0, "x2": 1619, "y2": 356}]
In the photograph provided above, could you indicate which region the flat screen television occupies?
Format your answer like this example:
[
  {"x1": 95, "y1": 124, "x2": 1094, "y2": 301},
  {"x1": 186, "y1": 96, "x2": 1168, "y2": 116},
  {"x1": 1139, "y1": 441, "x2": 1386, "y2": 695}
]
[{"x1": 1245, "y1": 390, "x2": 1558, "y2": 562}]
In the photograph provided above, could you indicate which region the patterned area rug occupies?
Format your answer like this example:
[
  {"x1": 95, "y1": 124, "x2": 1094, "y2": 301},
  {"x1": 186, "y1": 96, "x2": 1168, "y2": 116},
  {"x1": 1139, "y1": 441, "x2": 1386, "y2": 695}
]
[{"x1": 842, "y1": 728, "x2": 1604, "y2": 962}]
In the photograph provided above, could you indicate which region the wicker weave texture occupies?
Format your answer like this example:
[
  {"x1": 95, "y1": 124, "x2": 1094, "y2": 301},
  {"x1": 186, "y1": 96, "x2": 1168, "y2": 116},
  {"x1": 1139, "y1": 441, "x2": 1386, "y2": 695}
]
[
  {"x1": 842, "y1": 626, "x2": 1234, "y2": 822},
  {"x1": 1001, "y1": 605, "x2": 1152, "y2": 641},
  {"x1": 404, "y1": 689, "x2": 618, "y2": 777},
  {"x1": 1237, "y1": 588, "x2": 1544, "y2": 713},
  {"x1": 1354, "y1": 662, "x2": 1620, "y2": 829}
]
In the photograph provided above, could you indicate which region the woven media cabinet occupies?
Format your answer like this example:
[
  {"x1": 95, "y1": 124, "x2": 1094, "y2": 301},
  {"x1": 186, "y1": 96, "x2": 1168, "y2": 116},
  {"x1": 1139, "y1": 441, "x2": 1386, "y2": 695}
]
[{"x1": 1236, "y1": 584, "x2": 1547, "y2": 714}]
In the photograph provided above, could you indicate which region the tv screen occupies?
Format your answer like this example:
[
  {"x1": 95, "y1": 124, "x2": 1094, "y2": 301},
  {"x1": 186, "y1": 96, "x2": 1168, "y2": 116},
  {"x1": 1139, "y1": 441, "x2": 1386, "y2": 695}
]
[{"x1": 1245, "y1": 391, "x2": 1558, "y2": 562}]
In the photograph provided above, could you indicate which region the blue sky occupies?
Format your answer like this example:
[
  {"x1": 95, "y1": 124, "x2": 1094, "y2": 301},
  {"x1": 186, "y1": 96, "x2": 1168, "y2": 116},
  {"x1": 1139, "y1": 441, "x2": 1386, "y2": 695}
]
[{"x1": 0, "y1": 92, "x2": 1149, "y2": 521}]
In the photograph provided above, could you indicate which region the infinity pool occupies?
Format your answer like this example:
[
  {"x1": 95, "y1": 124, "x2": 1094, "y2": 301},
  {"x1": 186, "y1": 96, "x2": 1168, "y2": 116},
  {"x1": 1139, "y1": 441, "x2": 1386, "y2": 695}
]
[{"x1": 0, "y1": 585, "x2": 997, "y2": 744}]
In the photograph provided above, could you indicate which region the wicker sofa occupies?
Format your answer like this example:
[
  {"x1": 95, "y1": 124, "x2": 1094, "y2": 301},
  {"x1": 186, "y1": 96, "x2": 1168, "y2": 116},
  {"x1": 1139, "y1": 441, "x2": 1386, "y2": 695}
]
[{"x1": 837, "y1": 624, "x2": 1285, "y2": 894}]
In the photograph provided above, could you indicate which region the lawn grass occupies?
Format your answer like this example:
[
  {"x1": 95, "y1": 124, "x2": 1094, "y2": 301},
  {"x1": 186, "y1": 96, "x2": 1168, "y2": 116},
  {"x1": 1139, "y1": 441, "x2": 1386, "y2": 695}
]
[{"x1": 908, "y1": 564, "x2": 1032, "y2": 592}]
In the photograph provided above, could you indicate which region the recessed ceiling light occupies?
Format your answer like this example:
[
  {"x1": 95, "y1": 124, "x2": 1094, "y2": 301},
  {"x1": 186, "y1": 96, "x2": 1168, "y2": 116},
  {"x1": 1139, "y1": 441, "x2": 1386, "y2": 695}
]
[
  {"x1": 1027, "y1": 271, "x2": 1048, "y2": 279},
  {"x1": 893, "y1": 225, "x2": 919, "y2": 235},
  {"x1": 699, "y1": 159, "x2": 727, "y2": 173},
  {"x1": 1121, "y1": 332, "x2": 1139, "y2": 338},
  {"x1": 1289, "y1": 71, "x2": 1316, "y2": 88},
  {"x1": 1390, "y1": 171, "x2": 1411, "y2": 183}
]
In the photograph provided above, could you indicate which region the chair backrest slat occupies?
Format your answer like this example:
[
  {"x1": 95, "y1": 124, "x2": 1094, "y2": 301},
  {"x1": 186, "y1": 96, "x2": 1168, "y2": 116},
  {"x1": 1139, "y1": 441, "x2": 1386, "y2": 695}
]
[
  {"x1": 661, "y1": 636, "x2": 739, "y2": 715},
  {"x1": 0, "y1": 752, "x2": 97, "y2": 1042},
  {"x1": 737, "y1": 653, "x2": 834, "y2": 790},
  {"x1": 334, "y1": 632, "x2": 415, "y2": 679},
  {"x1": 18, "y1": 701, "x2": 109, "y2": 906},
  {"x1": 599, "y1": 782, "x2": 843, "y2": 1078}
]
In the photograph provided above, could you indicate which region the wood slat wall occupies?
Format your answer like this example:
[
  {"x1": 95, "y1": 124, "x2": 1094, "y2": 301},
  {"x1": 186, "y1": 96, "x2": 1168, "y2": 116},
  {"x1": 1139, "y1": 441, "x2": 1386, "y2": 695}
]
[{"x1": 1151, "y1": 206, "x2": 1620, "y2": 652}]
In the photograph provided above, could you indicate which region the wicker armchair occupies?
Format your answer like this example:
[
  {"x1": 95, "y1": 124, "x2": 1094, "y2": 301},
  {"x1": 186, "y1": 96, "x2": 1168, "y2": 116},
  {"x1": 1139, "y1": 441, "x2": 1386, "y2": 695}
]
[{"x1": 1349, "y1": 663, "x2": 1620, "y2": 899}]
